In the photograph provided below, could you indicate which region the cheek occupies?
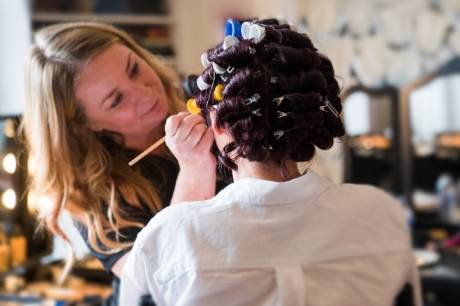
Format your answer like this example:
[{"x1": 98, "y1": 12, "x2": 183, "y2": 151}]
[
  {"x1": 155, "y1": 99, "x2": 170, "y2": 123},
  {"x1": 156, "y1": 83, "x2": 171, "y2": 113},
  {"x1": 109, "y1": 105, "x2": 138, "y2": 123}
]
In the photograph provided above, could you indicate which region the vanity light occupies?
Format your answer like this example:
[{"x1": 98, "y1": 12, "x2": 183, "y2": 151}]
[
  {"x1": 2, "y1": 188, "x2": 16, "y2": 210},
  {"x1": 3, "y1": 119, "x2": 16, "y2": 138},
  {"x1": 2, "y1": 153, "x2": 16, "y2": 174}
]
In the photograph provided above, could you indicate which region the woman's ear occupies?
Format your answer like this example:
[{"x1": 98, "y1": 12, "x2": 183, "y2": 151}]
[
  {"x1": 209, "y1": 110, "x2": 231, "y2": 151},
  {"x1": 210, "y1": 110, "x2": 225, "y2": 136}
]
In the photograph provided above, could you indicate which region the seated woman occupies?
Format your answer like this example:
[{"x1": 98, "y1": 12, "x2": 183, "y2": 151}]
[{"x1": 120, "y1": 18, "x2": 421, "y2": 306}]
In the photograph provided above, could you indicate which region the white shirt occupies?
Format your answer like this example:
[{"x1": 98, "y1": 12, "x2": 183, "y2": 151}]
[{"x1": 120, "y1": 171, "x2": 422, "y2": 306}]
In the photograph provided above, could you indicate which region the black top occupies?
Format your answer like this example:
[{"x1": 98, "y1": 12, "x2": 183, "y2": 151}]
[
  {"x1": 74, "y1": 154, "x2": 179, "y2": 269},
  {"x1": 74, "y1": 153, "x2": 179, "y2": 306}
]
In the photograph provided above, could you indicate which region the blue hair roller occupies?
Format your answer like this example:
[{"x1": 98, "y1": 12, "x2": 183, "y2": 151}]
[{"x1": 224, "y1": 19, "x2": 242, "y2": 38}]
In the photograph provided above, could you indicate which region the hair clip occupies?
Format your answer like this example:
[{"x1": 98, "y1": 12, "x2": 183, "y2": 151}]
[
  {"x1": 251, "y1": 108, "x2": 263, "y2": 117},
  {"x1": 249, "y1": 47, "x2": 257, "y2": 54},
  {"x1": 223, "y1": 35, "x2": 240, "y2": 50},
  {"x1": 187, "y1": 98, "x2": 201, "y2": 115},
  {"x1": 263, "y1": 144, "x2": 274, "y2": 151},
  {"x1": 225, "y1": 19, "x2": 242, "y2": 38},
  {"x1": 273, "y1": 130, "x2": 285, "y2": 140},
  {"x1": 197, "y1": 76, "x2": 211, "y2": 91},
  {"x1": 245, "y1": 93, "x2": 261, "y2": 105},
  {"x1": 277, "y1": 111, "x2": 288, "y2": 118},
  {"x1": 270, "y1": 76, "x2": 278, "y2": 84},
  {"x1": 205, "y1": 71, "x2": 217, "y2": 109},
  {"x1": 212, "y1": 62, "x2": 226, "y2": 74},
  {"x1": 226, "y1": 66, "x2": 235, "y2": 74},
  {"x1": 201, "y1": 52, "x2": 210, "y2": 68},
  {"x1": 253, "y1": 70, "x2": 263, "y2": 78},
  {"x1": 319, "y1": 97, "x2": 340, "y2": 118},
  {"x1": 273, "y1": 96, "x2": 285, "y2": 106},
  {"x1": 214, "y1": 66, "x2": 235, "y2": 83},
  {"x1": 213, "y1": 84, "x2": 224, "y2": 101}
]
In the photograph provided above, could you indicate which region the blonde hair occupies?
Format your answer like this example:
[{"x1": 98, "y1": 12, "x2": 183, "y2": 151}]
[{"x1": 22, "y1": 22, "x2": 183, "y2": 257}]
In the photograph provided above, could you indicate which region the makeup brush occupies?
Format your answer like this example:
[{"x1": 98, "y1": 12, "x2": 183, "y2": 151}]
[
  {"x1": 128, "y1": 95, "x2": 202, "y2": 166},
  {"x1": 128, "y1": 136, "x2": 166, "y2": 166}
]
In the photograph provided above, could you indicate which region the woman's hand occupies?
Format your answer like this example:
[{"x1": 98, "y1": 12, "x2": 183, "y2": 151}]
[
  {"x1": 165, "y1": 112, "x2": 217, "y2": 203},
  {"x1": 165, "y1": 112, "x2": 215, "y2": 169}
]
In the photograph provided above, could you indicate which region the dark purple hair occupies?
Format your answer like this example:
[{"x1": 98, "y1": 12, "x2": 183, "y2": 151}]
[{"x1": 193, "y1": 18, "x2": 345, "y2": 171}]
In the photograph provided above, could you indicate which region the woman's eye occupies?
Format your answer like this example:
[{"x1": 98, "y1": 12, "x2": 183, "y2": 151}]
[
  {"x1": 129, "y1": 62, "x2": 139, "y2": 78},
  {"x1": 110, "y1": 93, "x2": 123, "y2": 109}
]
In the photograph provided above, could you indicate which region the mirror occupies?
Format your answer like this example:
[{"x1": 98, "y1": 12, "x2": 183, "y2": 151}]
[
  {"x1": 402, "y1": 57, "x2": 460, "y2": 216},
  {"x1": 0, "y1": 116, "x2": 51, "y2": 263},
  {"x1": 410, "y1": 74, "x2": 460, "y2": 191},
  {"x1": 410, "y1": 74, "x2": 460, "y2": 158},
  {"x1": 0, "y1": 117, "x2": 21, "y2": 219},
  {"x1": 342, "y1": 86, "x2": 402, "y2": 194}
]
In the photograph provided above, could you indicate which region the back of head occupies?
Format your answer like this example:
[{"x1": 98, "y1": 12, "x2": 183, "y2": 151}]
[{"x1": 192, "y1": 19, "x2": 345, "y2": 170}]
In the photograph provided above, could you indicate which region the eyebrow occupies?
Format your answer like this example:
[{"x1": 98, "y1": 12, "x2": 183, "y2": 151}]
[{"x1": 99, "y1": 52, "x2": 132, "y2": 108}]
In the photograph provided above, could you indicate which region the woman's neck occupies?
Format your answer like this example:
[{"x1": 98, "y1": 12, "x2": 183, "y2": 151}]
[{"x1": 232, "y1": 159, "x2": 301, "y2": 182}]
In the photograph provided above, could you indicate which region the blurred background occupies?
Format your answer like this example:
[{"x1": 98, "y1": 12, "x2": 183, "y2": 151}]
[{"x1": 1, "y1": 0, "x2": 460, "y2": 305}]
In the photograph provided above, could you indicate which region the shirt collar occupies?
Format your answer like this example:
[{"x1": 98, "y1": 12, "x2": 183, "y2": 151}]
[{"x1": 213, "y1": 170, "x2": 333, "y2": 206}]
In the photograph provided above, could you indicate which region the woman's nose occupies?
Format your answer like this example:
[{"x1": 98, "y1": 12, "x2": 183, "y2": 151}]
[
  {"x1": 128, "y1": 81, "x2": 150, "y2": 100},
  {"x1": 127, "y1": 82, "x2": 154, "y2": 116}
]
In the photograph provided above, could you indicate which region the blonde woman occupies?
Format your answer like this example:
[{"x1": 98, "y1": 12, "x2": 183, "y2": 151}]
[{"x1": 22, "y1": 22, "x2": 218, "y2": 305}]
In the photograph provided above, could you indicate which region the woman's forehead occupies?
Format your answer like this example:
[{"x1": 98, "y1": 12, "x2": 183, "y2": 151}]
[{"x1": 74, "y1": 44, "x2": 130, "y2": 106}]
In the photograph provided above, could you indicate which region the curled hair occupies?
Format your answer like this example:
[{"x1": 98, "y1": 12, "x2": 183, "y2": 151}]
[
  {"x1": 208, "y1": 40, "x2": 257, "y2": 68},
  {"x1": 194, "y1": 19, "x2": 345, "y2": 171},
  {"x1": 262, "y1": 27, "x2": 316, "y2": 49},
  {"x1": 223, "y1": 65, "x2": 266, "y2": 97},
  {"x1": 263, "y1": 43, "x2": 320, "y2": 70}
]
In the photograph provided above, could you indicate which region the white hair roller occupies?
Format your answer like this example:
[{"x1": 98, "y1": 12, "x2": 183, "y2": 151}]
[
  {"x1": 196, "y1": 76, "x2": 211, "y2": 91},
  {"x1": 201, "y1": 52, "x2": 210, "y2": 68},
  {"x1": 249, "y1": 24, "x2": 266, "y2": 43},
  {"x1": 241, "y1": 22, "x2": 252, "y2": 39},
  {"x1": 223, "y1": 35, "x2": 240, "y2": 50},
  {"x1": 212, "y1": 62, "x2": 226, "y2": 74}
]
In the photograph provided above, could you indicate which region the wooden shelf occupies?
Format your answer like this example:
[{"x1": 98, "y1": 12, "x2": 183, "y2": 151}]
[
  {"x1": 32, "y1": 10, "x2": 176, "y2": 60},
  {"x1": 32, "y1": 12, "x2": 172, "y2": 26}
]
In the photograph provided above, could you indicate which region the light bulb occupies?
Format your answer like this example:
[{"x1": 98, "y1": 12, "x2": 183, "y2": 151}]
[
  {"x1": 3, "y1": 153, "x2": 16, "y2": 174},
  {"x1": 2, "y1": 189, "x2": 16, "y2": 210},
  {"x1": 3, "y1": 119, "x2": 16, "y2": 138}
]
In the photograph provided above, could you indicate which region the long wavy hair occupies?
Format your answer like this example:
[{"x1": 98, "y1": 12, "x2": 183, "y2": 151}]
[{"x1": 22, "y1": 22, "x2": 183, "y2": 257}]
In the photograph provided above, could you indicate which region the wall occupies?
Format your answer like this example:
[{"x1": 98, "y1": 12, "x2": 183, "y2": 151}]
[
  {"x1": 171, "y1": 0, "x2": 460, "y2": 88},
  {"x1": 0, "y1": 0, "x2": 31, "y2": 116},
  {"x1": 170, "y1": 0, "x2": 304, "y2": 75}
]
